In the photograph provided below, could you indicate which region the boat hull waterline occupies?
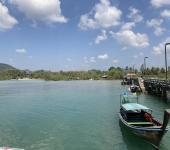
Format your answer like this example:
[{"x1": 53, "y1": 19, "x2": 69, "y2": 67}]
[
  {"x1": 119, "y1": 113, "x2": 168, "y2": 148},
  {"x1": 119, "y1": 93, "x2": 170, "y2": 149}
]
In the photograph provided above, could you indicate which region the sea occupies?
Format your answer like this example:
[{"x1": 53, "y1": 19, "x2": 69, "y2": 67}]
[{"x1": 0, "y1": 80, "x2": 169, "y2": 150}]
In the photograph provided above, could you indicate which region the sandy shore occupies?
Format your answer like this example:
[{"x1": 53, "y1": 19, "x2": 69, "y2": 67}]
[{"x1": 17, "y1": 78, "x2": 42, "y2": 80}]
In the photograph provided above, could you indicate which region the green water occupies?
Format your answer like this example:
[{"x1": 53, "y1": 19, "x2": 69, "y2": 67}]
[{"x1": 0, "y1": 80, "x2": 169, "y2": 150}]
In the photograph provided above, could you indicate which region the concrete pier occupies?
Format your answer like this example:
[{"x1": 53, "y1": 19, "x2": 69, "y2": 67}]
[{"x1": 121, "y1": 77, "x2": 170, "y2": 99}]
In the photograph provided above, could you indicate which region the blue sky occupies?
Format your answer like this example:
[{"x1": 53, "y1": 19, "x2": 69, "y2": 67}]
[{"x1": 0, "y1": 0, "x2": 170, "y2": 71}]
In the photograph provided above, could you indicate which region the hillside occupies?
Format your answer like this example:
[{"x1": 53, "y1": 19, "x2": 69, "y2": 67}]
[{"x1": 0, "y1": 63, "x2": 18, "y2": 70}]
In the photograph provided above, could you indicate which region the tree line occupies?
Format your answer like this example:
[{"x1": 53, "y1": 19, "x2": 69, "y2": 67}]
[
  {"x1": 139, "y1": 65, "x2": 167, "y2": 78},
  {"x1": 0, "y1": 70, "x2": 26, "y2": 80},
  {"x1": 0, "y1": 67, "x2": 124, "y2": 81},
  {"x1": 29, "y1": 67, "x2": 124, "y2": 81},
  {"x1": 0, "y1": 65, "x2": 170, "y2": 81}
]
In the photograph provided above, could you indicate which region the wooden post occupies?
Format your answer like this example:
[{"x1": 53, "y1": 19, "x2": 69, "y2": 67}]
[
  {"x1": 162, "y1": 109, "x2": 170, "y2": 130},
  {"x1": 156, "y1": 87, "x2": 161, "y2": 96},
  {"x1": 161, "y1": 88, "x2": 167, "y2": 98},
  {"x1": 145, "y1": 85, "x2": 148, "y2": 91}
]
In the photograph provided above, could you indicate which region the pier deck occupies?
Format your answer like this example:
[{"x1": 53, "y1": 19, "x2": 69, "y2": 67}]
[{"x1": 121, "y1": 77, "x2": 170, "y2": 98}]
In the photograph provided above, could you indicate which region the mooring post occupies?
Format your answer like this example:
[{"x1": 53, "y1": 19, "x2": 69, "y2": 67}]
[
  {"x1": 162, "y1": 109, "x2": 170, "y2": 130},
  {"x1": 161, "y1": 88, "x2": 167, "y2": 98},
  {"x1": 156, "y1": 87, "x2": 161, "y2": 96}
]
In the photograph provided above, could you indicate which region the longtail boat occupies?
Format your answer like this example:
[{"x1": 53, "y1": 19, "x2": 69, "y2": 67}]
[{"x1": 119, "y1": 93, "x2": 170, "y2": 149}]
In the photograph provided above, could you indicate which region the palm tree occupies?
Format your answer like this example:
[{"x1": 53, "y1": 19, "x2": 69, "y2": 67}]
[{"x1": 140, "y1": 64, "x2": 145, "y2": 75}]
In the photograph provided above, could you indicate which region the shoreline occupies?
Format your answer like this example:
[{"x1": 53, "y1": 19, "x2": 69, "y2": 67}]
[{"x1": 16, "y1": 78, "x2": 43, "y2": 81}]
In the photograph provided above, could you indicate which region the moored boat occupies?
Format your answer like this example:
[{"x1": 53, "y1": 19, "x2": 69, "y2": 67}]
[
  {"x1": 119, "y1": 93, "x2": 170, "y2": 149},
  {"x1": 128, "y1": 85, "x2": 141, "y2": 93}
]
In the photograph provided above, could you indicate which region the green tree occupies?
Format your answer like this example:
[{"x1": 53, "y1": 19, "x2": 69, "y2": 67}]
[
  {"x1": 125, "y1": 66, "x2": 129, "y2": 72},
  {"x1": 140, "y1": 64, "x2": 145, "y2": 75},
  {"x1": 160, "y1": 67, "x2": 165, "y2": 74},
  {"x1": 108, "y1": 67, "x2": 115, "y2": 71}
]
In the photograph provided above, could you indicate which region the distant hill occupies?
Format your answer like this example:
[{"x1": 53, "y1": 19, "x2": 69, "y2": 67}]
[{"x1": 0, "y1": 63, "x2": 18, "y2": 70}]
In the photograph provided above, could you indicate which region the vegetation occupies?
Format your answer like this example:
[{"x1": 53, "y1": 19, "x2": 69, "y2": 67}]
[
  {"x1": 29, "y1": 67, "x2": 124, "y2": 81},
  {"x1": 139, "y1": 65, "x2": 167, "y2": 78},
  {"x1": 123, "y1": 65, "x2": 168, "y2": 79},
  {"x1": 0, "y1": 63, "x2": 26, "y2": 80},
  {"x1": 0, "y1": 63, "x2": 124, "y2": 81},
  {"x1": 0, "y1": 63, "x2": 170, "y2": 81},
  {"x1": 0, "y1": 70, "x2": 26, "y2": 80},
  {"x1": 0, "y1": 63, "x2": 17, "y2": 70}
]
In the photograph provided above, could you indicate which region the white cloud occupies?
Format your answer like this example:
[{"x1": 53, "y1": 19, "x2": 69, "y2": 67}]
[
  {"x1": 90, "y1": 57, "x2": 96, "y2": 62},
  {"x1": 0, "y1": 3, "x2": 18, "y2": 31},
  {"x1": 15, "y1": 49, "x2": 27, "y2": 53},
  {"x1": 78, "y1": 0, "x2": 122, "y2": 30},
  {"x1": 28, "y1": 56, "x2": 33, "y2": 59},
  {"x1": 84, "y1": 57, "x2": 88, "y2": 63},
  {"x1": 31, "y1": 20, "x2": 37, "y2": 27},
  {"x1": 154, "y1": 27, "x2": 166, "y2": 36},
  {"x1": 152, "y1": 37, "x2": 170, "y2": 55},
  {"x1": 95, "y1": 30, "x2": 107, "y2": 44},
  {"x1": 67, "y1": 59, "x2": 71, "y2": 61},
  {"x1": 9, "y1": 59, "x2": 13, "y2": 64},
  {"x1": 146, "y1": 19, "x2": 163, "y2": 27},
  {"x1": 140, "y1": 52, "x2": 143, "y2": 56},
  {"x1": 133, "y1": 55, "x2": 138, "y2": 58},
  {"x1": 109, "y1": 30, "x2": 149, "y2": 50},
  {"x1": 8, "y1": 0, "x2": 68, "y2": 24},
  {"x1": 113, "y1": 60, "x2": 119, "y2": 63},
  {"x1": 127, "y1": 7, "x2": 143, "y2": 22},
  {"x1": 161, "y1": 10, "x2": 170, "y2": 18},
  {"x1": 121, "y1": 22, "x2": 135, "y2": 30},
  {"x1": 98, "y1": 54, "x2": 108, "y2": 59},
  {"x1": 81, "y1": 64, "x2": 88, "y2": 67},
  {"x1": 146, "y1": 19, "x2": 165, "y2": 36},
  {"x1": 150, "y1": 0, "x2": 170, "y2": 8}
]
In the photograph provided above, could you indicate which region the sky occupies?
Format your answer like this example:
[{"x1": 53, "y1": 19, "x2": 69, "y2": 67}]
[{"x1": 0, "y1": 0, "x2": 170, "y2": 72}]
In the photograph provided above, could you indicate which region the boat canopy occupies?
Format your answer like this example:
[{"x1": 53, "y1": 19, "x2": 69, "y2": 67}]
[{"x1": 121, "y1": 103, "x2": 150, "y2": 111}]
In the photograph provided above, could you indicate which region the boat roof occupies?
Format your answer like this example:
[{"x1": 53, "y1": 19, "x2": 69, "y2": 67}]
[{"x1": 121, "y1": 103, "x2": 150, "y2": 111}]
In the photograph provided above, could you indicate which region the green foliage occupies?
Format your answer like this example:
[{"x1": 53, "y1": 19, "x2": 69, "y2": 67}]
[
  {"x1": 107, "y1": 69, "x2": 124, "y2": 79},
  {"x1": 0, "y1": 70, "x2": 26, "y2": 80},
  {"x1": 108, "y1": 66, "x2": 115, "y2": 71},
  {"x1": 0, "y1": 63, "x2": 17, "y2": 70},
  {"x1": 2, "y1": 62, "x2": 170, "y2": 81},
  {"x1": 137, "y1": 66, "x2": 170, "y2": 79},
  {"x1": 29, "y1": 68, "x2": 124, "y2": 81}
]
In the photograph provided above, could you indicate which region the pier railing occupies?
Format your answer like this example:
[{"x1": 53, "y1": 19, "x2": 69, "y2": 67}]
[{"x1": 143, "y1": 78, "x2": 170, "y2": 96}]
